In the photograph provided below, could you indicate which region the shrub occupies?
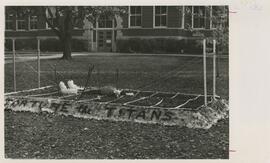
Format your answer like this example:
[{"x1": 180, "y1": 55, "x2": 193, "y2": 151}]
[
  {"x1": 72, "y1": 39, "x2": 88, "y2": 52},
  {"x1": 41, "y1": 39, "x2": 88, "y2": 52},
  {"x1": 116, "y1": 38, "x2": 203, "y2": 54},
  {"x1": 5, "y1": 39, "x2": 37, "y2": 51},
  {"x1": 40, "y1": 39, "x2": 62, "y2": 52},
  {"x1": 5, "y1": 38, "x2": 88, "y2": 52}
]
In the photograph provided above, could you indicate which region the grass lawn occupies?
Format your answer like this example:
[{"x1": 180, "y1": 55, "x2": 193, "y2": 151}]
[{"x1": 4, "y1": 54, "x2": 229, "y2": 159}]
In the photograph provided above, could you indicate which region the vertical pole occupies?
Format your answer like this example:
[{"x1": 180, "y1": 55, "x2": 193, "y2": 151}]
[
  {"x1": 37, "y1": 39, "x2": 40, "y2": 88},
  {"x1": 97, "y1": 66, "x2": 100, "y2": 88},
  {"x1": 115, "y1": 68, "x2": 119, "y2": 89},
  {"x1": 213, "y1": 40, "x2": 216, "y2": 100},
  {"x1": 54, "y1": 65, "x2": 59, "y2": 94},
  {"x1": 90, "y1": 27, "x2": 93, "y2": 52},
  {"x1": 95, "y1": 20, "x2": 98, "y2": 51},
  {"x1": 203, "y1": 39, "x2": 207, "y2": 106},
  {"x1": 12, "y1": 39, "x2": 16, "y2": 92},
  {"x1": 112, "y1": 19, "x2": 115, "y2": 52}
]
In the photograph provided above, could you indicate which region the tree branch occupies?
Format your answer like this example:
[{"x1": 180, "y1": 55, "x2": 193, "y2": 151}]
[
  {"x1": 41, "y1": 7, "x2": 62, "y2": 38},
  {"x1": 54, "y1": 7, "x2": 61, "y2": 29}
]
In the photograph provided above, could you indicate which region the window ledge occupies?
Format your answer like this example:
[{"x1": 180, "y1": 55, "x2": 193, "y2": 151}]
[
  {"x1": 153, "y1": 26, "x2": 168, "y2": 28},
  {"x1": 128, "y1": 26, "x2": 142, "y2": 28}
]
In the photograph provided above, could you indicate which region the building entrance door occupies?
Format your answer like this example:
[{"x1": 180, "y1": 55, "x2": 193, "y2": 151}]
[
  {"x1": 96, "y1": 14, "x2": 115, "y2": 52},
  {"x1": 98, "y1": 30, "x2": 112, "y2": 52}
]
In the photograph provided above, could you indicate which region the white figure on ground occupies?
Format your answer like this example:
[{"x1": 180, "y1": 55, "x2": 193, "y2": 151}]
[
  {"x1": 67, "y1": 80, "x2": 83, "y2": 90},
  {"x1": 59, "y1": 81, "x2": 78, "y2": 95}
]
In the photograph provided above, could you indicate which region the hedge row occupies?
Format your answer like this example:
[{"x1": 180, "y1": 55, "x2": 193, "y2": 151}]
[
  {"x1": 5, "y1": 37, "x2": 228, "y2": 54},
  {"x1": 5, "y1": 39, "x2": 88, "y2": 52},
  {"x1": 116, "y1": 38, "x2": 205, "y2": 54},
  {"x1": 116, "y1": 38, "x2": 229, "y2": 54}
]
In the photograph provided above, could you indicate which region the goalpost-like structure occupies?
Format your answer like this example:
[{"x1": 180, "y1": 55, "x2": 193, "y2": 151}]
[
  {"x1": 203, "y1": 39, "x2": 217, "y2": 106},
  {"x1": 6, "y1": 37, "x2": 218, "y2": 107},
  {"x1": 8, "y1": 37, "x2": 42, "y2": 92},
  {"x1": 5, "y1": 37, "x2": 228, "y2": 129}
]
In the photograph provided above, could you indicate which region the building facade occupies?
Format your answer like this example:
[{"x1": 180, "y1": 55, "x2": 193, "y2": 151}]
[{"x1": 5, "y1": 6, "x2": 227, "y2": 53}]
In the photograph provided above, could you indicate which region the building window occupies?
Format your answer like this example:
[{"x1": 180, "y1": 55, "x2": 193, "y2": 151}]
[
  {"x1": 129, "y1": 6, "x2": 142, "y2": 27},
  {"x1": 29, "y1": 15, "x2": 38, "y2": 30},
  {"x1": 211, "y1": 6, "x2": 227, "y2": 29},
  {"x1": 5, "y1": 14, "x2": 13, "y2": 30},
  {"x1": 192, "y1": 6, "x2": 206, "y2": 29},
  {"x1": 154, "y1": 6, "x2": 167, "y2": 27},
  {"x1": 16, "y1": 14, "x2": 26, "y2": 30},
  {"x1": 98, "y1": 15, "x2": 113, "y2": 28}
]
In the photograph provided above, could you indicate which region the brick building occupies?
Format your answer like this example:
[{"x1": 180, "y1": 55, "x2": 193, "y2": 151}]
[{"x1": 5, "y1": 6, "x2": 228, "y2": 53}]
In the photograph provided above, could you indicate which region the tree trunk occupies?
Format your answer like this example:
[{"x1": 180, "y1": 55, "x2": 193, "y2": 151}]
[
  {"x1": 61, "y1": 8, "x2": 73, "y2": 60},
  {"x1": 61, "y1": 35, "x2": 72, "y2": 60}
]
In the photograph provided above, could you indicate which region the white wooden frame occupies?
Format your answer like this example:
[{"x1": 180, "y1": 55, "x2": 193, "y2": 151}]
[
  {"x1": 128, "y1": 6, "x2": 142, "y2": 28},
  {"x1": 16, "y1": 16, "x2": 26, "y2": 31},
  {"x1": 153, "y1": 6, "x2": 168, "y2": 28},
  {"x1": 97, "y1": 15, "x2": 114, "y2": 29},
  {"x1": 29, "y1": 15, "x2": 38, "y2": 31}
]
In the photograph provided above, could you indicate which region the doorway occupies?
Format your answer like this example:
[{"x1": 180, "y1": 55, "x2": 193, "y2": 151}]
[
  {"x1": 98, "y1": 30, "x2": 112, "y2": 52},
  {"x1": 96, "y1": 14, "x2": 115, "y2": 52}
]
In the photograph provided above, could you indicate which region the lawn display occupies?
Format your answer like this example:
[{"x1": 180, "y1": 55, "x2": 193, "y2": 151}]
[
  {"x1": 5, "y1": 84, "x2": 228, "y2": 129},
  {"x1": 5, "y1": 39, "x2": 228, "y2": 129}
]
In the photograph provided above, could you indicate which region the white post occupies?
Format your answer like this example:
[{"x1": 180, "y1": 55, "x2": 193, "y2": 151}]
[
  {"x1": 213, "y1": 40, "x2": 216, "y2": 100},
  {"x1": 203, "y1": 39, "x2": 207, "y2": 106},
  {"x1": 12, "y1": 39, "x2": 16, "y2": 92},
  {"x1": 112, "y1": 19, "x2": 115, "y2": 52},
  {"x1": 90, "y1": 27, "x2": 93, "y2": 51},
  {"x1": 95, "y1": 20, "x2": 98, "y2": 51},
  {"x1": 37, "y1": 39, "x2": 40, "y2": 88}
]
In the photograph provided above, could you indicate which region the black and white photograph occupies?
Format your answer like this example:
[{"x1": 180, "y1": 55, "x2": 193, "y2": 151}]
[{"x1": 4, "y1": 5, "x2": 230, "y2": 159}]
